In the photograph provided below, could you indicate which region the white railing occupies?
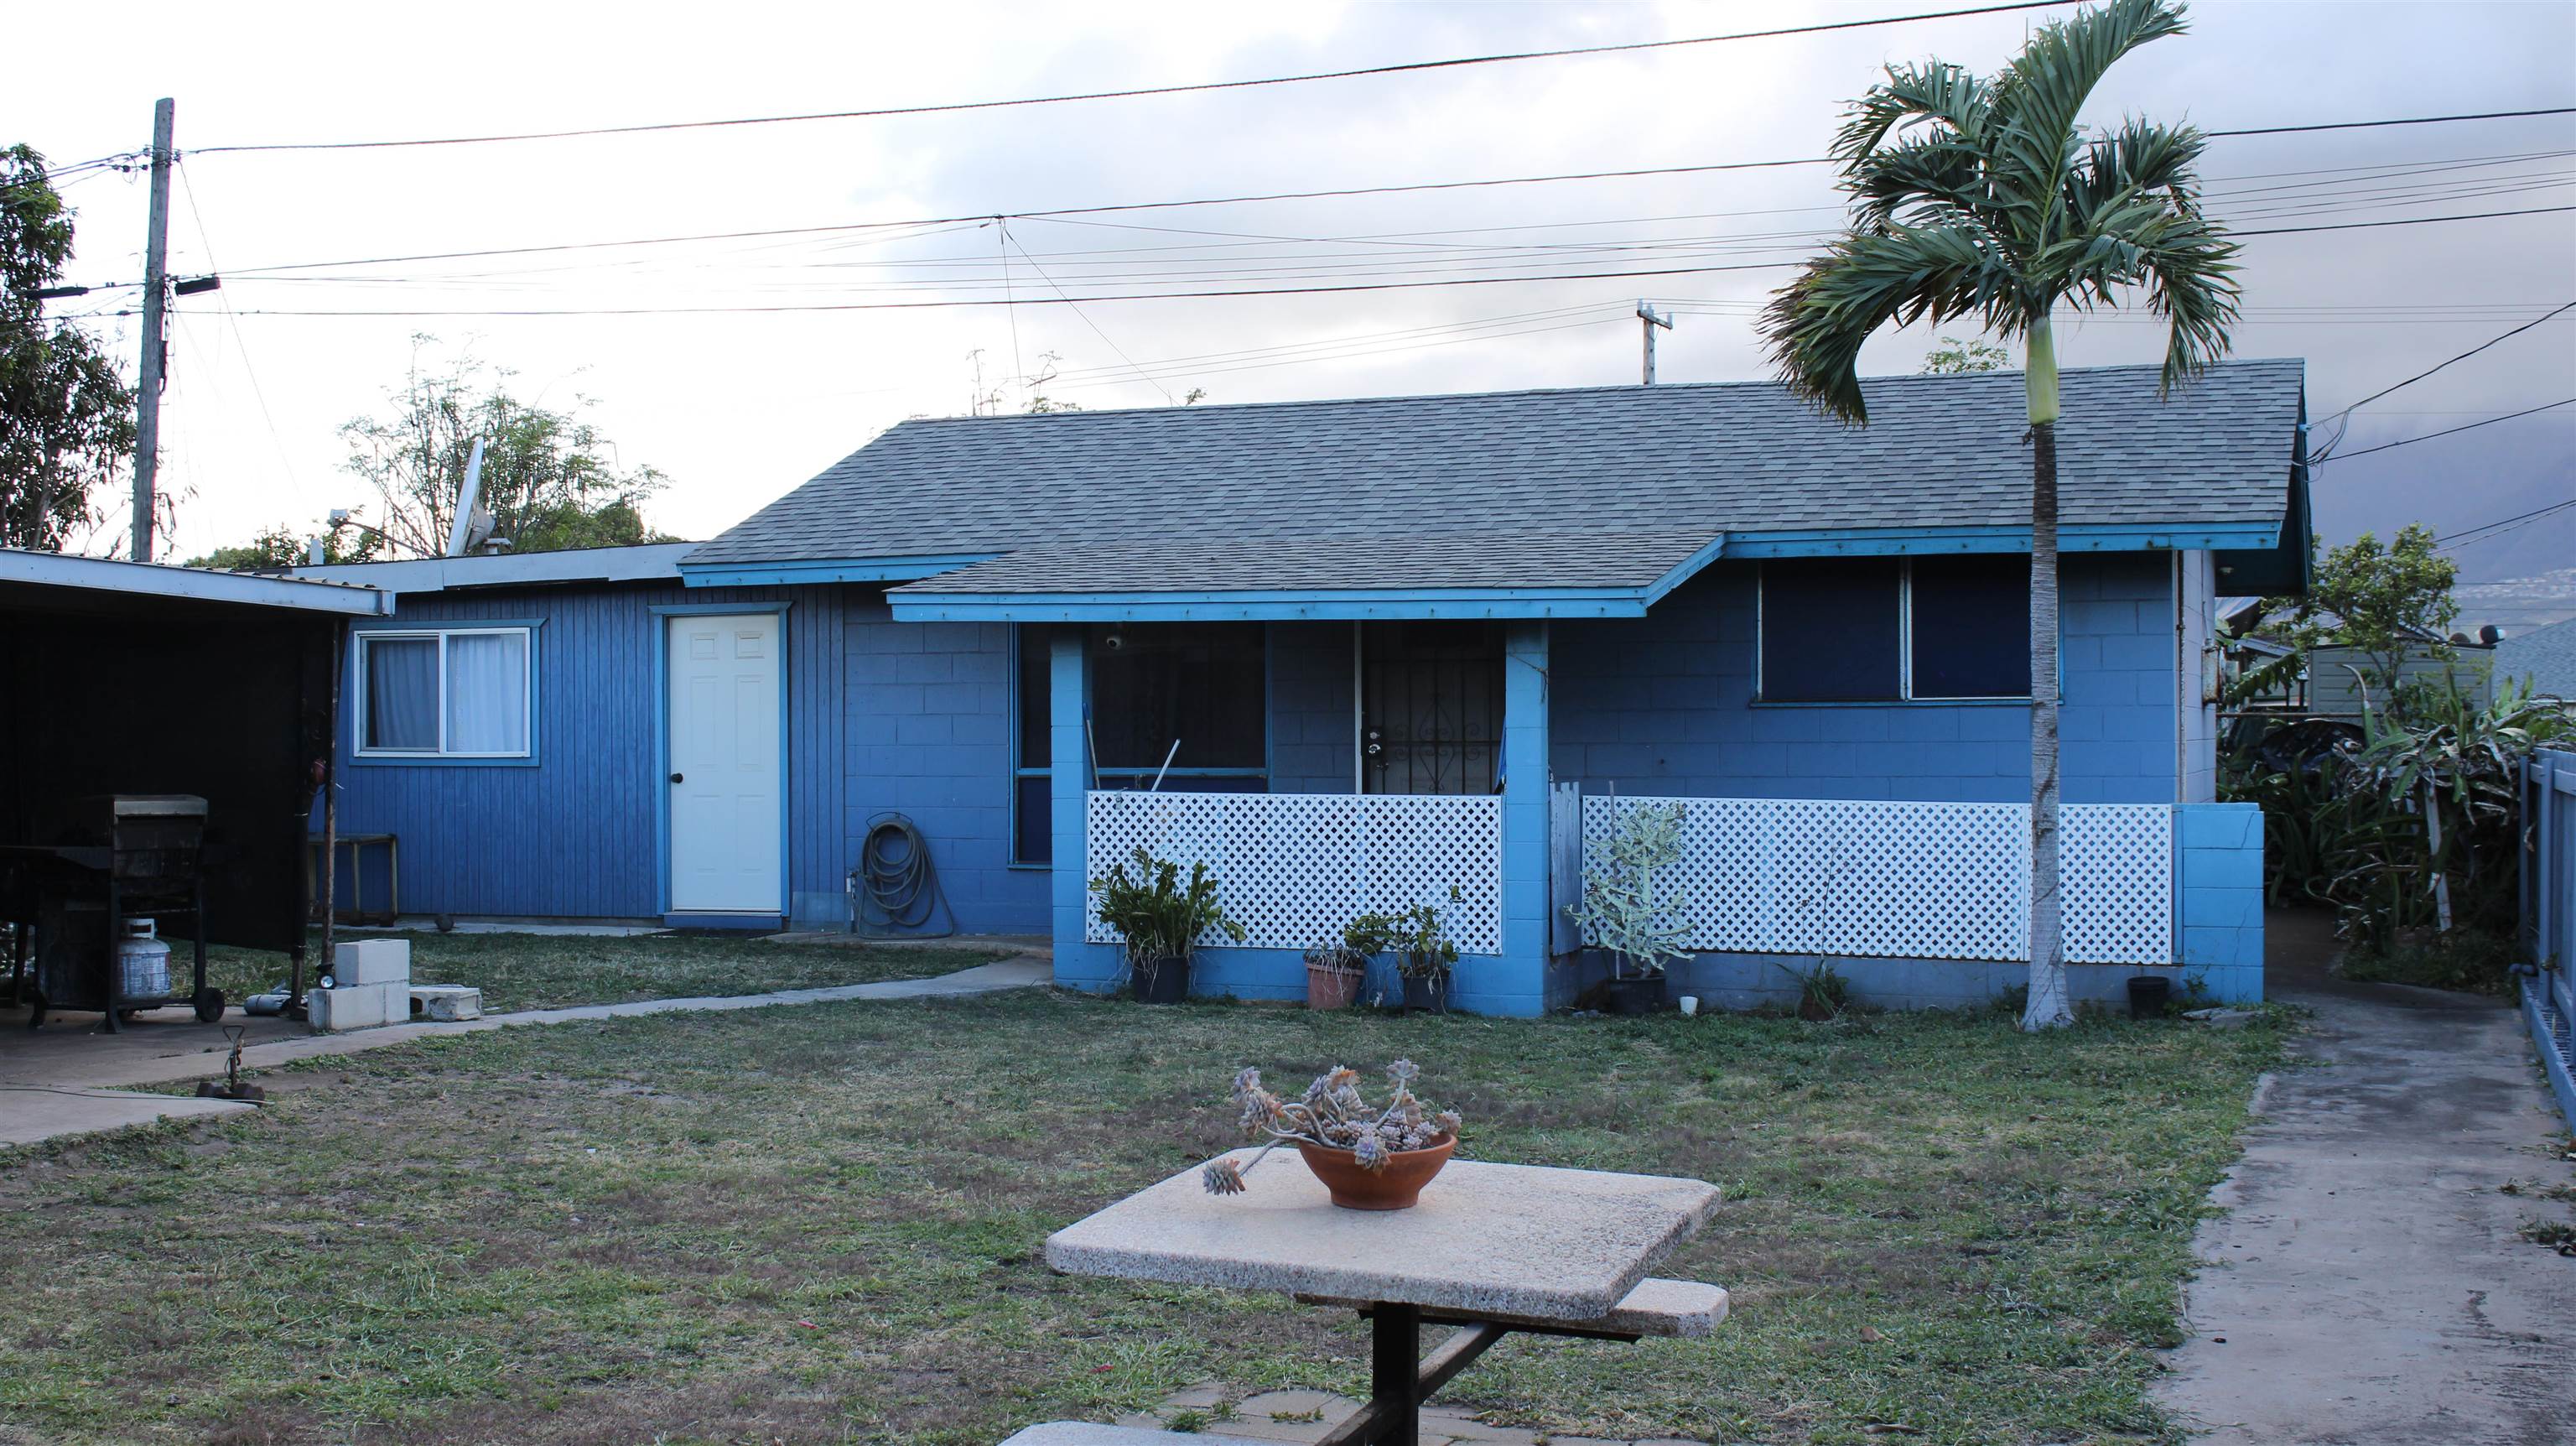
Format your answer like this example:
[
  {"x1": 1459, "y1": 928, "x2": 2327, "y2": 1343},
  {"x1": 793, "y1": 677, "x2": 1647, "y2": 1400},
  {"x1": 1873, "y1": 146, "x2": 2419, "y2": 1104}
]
[
  {"x1": 1086, "y1": 791, "x2": 1504, "y2": 954},
  {"x1": 1577, "y1": 795, "x2": 2174, "y2": 965}
]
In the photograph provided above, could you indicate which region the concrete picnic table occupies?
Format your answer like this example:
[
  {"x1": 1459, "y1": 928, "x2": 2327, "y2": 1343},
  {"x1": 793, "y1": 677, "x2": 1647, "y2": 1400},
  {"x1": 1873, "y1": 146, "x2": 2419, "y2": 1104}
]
[{"x1": 1043, "y1": 1148, "x2": 1726, "y2": 1446}]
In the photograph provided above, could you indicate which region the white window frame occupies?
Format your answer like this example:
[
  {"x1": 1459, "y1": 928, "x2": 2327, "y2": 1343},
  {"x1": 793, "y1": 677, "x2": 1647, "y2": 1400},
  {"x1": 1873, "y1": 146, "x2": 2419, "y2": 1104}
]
[
  {"x1": 355, "y1": 626, "x2": 535, "y2": 758},
  {"x1": 1755, "y1": 558, "x2": 2034, "y2": 704}
]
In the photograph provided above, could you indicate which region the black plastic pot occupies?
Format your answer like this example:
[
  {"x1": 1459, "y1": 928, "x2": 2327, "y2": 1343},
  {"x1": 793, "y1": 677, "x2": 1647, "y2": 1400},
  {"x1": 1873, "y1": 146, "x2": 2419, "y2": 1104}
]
[
  {"x1": 1605, "y1": 975, "x2": 1663, "y2": 1016},
  {"x1": 2127, "y1": 975, "x2": 2172, "y2": 1020},
  {"x1": 1132, "y1": 953, "x2": 1191, "y2": 1004},
  {"x1": 1402, "y1": 971, "x2": 1449, "y2": 1013}
]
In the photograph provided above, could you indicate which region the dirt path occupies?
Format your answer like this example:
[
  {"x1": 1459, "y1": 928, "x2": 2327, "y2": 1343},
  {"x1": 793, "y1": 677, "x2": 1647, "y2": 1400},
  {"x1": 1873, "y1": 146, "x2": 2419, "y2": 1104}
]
[{"x1": 2155, "y1": 915, "x2": 2576, "y2": 1444}]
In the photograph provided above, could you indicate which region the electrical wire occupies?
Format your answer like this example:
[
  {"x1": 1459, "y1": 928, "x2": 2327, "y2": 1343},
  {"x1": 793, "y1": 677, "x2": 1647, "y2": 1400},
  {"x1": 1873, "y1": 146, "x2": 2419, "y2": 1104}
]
[
  {"x1": 183, "y1": 3, "x2": 2090, "y2": 155},
  {"x1": 2438, "y1": 497, "x2": 2576, "y2": 548},
  {"x1": 2327, "y1": 398, "x2": 2575, "y2": 462},
  {"x1": 2314, "y1": 300, "x2": 2576, "y2": 443},
  {"x1": 175, "y1": 161, "x2": 309, "y2": 510}
]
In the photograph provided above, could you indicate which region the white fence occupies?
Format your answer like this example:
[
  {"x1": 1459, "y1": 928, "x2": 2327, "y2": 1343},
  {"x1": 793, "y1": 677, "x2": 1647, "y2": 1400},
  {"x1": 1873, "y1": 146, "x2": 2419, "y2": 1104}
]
[
  {"x1": 1578, "y1": 794, "x2": 2174, "y2": 965},
  {"x1": 1086, "y1": 791, "x2": 1504, "y2": 954}
]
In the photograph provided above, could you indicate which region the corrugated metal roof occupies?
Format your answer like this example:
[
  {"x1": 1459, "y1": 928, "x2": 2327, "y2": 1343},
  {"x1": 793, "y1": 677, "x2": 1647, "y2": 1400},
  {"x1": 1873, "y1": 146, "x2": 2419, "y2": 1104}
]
[{"x1": 687, "y1": 359, "x2": 2304, "y2": 589}]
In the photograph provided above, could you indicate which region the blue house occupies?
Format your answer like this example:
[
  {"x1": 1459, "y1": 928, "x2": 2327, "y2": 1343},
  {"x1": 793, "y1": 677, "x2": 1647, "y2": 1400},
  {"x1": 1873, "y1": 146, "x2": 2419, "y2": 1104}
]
[{"x1": 296, "y1": 360, "x2": 2307, "y2": 1013}]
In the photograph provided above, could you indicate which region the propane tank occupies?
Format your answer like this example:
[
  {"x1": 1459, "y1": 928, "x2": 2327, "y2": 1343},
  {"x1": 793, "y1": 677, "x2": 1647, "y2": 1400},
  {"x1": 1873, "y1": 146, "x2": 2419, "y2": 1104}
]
[{"x1": 117, "y1": 917, "x2": 172, "y2": 1001}]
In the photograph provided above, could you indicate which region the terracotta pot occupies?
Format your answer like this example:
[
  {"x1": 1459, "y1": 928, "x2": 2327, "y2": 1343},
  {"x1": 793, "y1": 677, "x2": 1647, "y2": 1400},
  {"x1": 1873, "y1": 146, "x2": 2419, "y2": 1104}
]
[
  {"x1": 1306, "y1": 962, "x2": 1363, "y2": 1010},
  {"x1": 1796, "y1": 993, "x2": 1836, "y2": 1022},
  {"x1": 1296, "y1": 1133, "x2": 1457, "y2": 1210}
]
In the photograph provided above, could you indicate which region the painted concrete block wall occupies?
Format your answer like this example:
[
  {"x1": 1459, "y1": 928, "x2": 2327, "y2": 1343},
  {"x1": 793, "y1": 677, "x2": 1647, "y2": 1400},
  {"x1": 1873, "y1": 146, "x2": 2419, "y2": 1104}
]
[
  {"x1": 1549, "y1": 554, "x2": 2181, "y2": 804},
  {"x1": 1270, "y1": 622, "x2": 1358, "y2": 793},
  {"x1": 2175, "y1": 801, "x2": 2266, "y2": 1002},
  {"x1": 843, "y1": 601, "x2": 1047, "y2": 934}
]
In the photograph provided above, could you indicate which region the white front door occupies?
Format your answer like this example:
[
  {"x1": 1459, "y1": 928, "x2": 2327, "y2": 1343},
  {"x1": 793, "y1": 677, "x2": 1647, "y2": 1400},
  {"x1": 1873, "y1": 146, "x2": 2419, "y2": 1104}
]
[{"x1": 667, "y1": 612, "x2": 783, "y2": 913}]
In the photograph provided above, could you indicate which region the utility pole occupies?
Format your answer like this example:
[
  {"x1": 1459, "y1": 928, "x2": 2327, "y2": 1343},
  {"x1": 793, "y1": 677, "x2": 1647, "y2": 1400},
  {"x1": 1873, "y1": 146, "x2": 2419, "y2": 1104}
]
[
  {"x1": 132, "y1": 97, "x2": 174, "y2": 563},
  {"x1": 1637, "y1": 300, "x2": 1673, "y2": 385}
]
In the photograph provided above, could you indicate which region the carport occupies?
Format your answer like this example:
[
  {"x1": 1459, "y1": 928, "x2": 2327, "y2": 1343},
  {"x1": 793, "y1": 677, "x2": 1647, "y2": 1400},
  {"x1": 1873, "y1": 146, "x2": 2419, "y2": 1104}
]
[{"x1": 0, "y1": 550, "x2": 388, "y2": 1038}]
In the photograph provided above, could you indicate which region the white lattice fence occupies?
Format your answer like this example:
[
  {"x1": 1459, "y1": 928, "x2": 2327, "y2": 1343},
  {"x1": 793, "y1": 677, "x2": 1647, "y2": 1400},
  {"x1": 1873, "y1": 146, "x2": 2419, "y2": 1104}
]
[
  {"x1": 1579, "y1": 795, "x2": 2173, "y2": 965},
  {"x1": 1086, "y1": 791, "x2": 1502, "y2": 954}
]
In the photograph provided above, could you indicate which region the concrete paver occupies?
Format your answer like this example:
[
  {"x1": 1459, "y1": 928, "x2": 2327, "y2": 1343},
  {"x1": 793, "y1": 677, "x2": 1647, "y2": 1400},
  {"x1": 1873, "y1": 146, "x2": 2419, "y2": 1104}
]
[{"x1": 2153, "y1": 921, "x2": 2576, "y2": 1445}]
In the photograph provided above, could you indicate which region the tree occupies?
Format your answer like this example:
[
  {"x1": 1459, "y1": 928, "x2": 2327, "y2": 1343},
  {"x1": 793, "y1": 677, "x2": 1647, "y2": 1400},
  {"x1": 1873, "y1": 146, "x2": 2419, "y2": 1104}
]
[
  {"x1": 1924, "y1": 335, "x2": 2011, "y2": 373},
  {"x1": 2276, "y1": 525, "x2": 2459, "y2": 697},
  {"x1": 185, "y1": 523, "x2": 379, "y2": 573},
  {"x1": 0, "y1": 145, "x2": 136, "y2": 553},
  {"x1": 335, "y1": 341, "x2": 677, "y2": 558},
  {"x1": 1757, "y1": 0, "x2": 2239, "y2": 1029}
]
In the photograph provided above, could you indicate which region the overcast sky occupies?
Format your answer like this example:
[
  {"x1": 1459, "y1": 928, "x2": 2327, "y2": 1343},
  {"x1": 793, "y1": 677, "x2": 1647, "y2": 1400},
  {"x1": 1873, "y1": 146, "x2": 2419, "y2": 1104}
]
[{"x1": 14, "y1": 0, "x2": 2573, "y2": 582}]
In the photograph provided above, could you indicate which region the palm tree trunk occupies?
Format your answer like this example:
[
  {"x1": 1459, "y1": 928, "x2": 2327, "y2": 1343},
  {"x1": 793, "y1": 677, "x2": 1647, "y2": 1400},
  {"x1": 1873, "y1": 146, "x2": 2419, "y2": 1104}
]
[{"x1": 2022, "y1": 315, "x2": 2073, "y2": 1030}]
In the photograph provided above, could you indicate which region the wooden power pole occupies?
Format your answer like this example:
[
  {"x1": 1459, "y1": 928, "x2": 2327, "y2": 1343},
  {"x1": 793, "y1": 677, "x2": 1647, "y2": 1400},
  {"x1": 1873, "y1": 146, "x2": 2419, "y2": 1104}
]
[
  {"x1": 1637, "y1": 300, "x2": 1673, "y2": 385},
  {"x1": 132, "y1": 97, "x2": 174, "y2": 563}
]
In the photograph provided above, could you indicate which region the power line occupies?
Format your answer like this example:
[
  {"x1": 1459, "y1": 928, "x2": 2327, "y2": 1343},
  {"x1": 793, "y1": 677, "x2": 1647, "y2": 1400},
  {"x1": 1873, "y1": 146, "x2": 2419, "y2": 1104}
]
[
  {"x1": 2438, "y1": 497, "x2": 2576, "y2": 548},
  {"x1": 2231, "y1": 203, "x2": 2575, "y2": 238},
  {"x1": 190, "y1": 203, "x2": 2576, "y2": 318},
  {"x1": 177, "y1": 112, "x2": 2576, "y2": 287},
  {"x1": 183, "y1": 2, "x2": 2088, "y2": 155},
  {"x1": 2330, "y1": 397, "x2": 2575, "y2": 461},
  {"x1": 2318, "y1": 301, "x2": 2576, "y2": 430}
]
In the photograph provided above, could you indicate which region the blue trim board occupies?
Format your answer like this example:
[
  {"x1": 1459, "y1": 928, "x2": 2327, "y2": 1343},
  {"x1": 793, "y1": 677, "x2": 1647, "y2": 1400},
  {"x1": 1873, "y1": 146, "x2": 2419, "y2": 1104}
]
[
  {"x1": 345, "y1": 616, "x2": 547, "y2": 770},
  {"x1": 650, "y1": 602, "x2": 794, "y2": 918},
  {"x1": 892, "y1": 588, "x2": 1662, "y2": 623},
  {"x1": 678, "y1": 554, "x2": 1000, "y2": 588}
]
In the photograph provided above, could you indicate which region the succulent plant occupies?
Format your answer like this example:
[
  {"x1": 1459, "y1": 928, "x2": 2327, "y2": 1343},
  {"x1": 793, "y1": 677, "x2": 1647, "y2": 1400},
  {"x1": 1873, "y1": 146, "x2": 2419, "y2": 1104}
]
[{"x1": 1202, "y1": 1058, "x2": 1463, "y2": 1196}]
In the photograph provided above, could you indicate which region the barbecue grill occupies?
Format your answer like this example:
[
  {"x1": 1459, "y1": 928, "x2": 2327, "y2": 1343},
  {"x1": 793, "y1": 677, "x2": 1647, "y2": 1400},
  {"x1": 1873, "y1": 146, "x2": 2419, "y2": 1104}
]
[{"x1": 3, "y1": 794, "x2": 221, "y2": 1031}]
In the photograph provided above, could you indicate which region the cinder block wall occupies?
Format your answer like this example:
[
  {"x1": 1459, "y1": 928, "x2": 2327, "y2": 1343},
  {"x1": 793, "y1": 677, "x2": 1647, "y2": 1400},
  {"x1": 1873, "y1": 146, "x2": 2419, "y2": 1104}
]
[
  {"x1": 2175, "y1": 801, "x2": 2266, "y2": 1002},
  {"x1": 1549, "y1": 555, "x2": 2180, "y2": 804}
]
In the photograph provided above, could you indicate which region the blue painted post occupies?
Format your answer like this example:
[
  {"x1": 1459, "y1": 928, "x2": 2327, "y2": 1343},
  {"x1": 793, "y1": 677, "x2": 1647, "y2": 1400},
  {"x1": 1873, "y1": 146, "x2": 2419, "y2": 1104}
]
[
  {"x1": 1050, "y1": 632, "x2": 1116, "y2": 991},
  {"x1": 1481, "y1": 621, "x2": 1551, "y2": 1017}
]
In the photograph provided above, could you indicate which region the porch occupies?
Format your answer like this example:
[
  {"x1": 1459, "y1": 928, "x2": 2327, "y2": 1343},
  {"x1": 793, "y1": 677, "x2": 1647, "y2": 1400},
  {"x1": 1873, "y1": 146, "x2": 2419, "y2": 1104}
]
[{"x1": 1036, "y1": 596, "x2": 2263, "y2": 1015}]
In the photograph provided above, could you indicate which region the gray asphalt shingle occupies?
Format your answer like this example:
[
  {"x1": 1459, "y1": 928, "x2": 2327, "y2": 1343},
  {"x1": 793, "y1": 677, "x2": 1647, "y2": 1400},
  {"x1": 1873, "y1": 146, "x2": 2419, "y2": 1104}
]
[{"x1": 687, "y1": 359, "x2": 2303, "y2": 593}]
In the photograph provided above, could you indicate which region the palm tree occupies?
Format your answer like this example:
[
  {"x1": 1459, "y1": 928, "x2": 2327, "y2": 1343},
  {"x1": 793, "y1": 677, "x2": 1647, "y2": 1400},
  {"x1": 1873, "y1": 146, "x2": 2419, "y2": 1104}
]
[{"x1": 1758, "y1": 0, "x2": 2239, "y2": 1029}]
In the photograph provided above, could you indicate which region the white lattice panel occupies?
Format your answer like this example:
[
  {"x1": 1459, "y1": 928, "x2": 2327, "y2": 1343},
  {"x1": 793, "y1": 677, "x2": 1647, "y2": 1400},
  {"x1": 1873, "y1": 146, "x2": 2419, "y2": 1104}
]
[
  {"x1": 1578, "y1": 794, "x2": 2173, "y2": 965},
  {"x1": 1086, "y1": 792, "x2": 1502, "y2": 954}
]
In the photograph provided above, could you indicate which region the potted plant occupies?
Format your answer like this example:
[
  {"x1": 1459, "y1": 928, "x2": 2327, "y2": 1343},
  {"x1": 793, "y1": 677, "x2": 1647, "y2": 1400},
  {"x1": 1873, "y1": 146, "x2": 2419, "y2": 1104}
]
[
  {"x1": 1306, "y1": 913, "x2": 1392, "y2": 1010},
  {"x1": 1088, "y1": 845, "x2": 1245, "y2": 1004},
  {"x1": 1566, "y1": 800, "x2": 1692, "y2": 1014},
  {"x1": 1389, "y1": 893, "x2": 1461, "y2": 1012},
  {"x1": 1202, "y1": 1059, "x2": 1463, "y2": 1210}
]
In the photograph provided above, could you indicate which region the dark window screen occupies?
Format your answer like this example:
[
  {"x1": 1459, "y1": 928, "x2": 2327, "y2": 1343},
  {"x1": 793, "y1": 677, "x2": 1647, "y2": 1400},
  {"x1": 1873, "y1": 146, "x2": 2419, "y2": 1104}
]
[
  {"x1": 1014, "y1": 774, "x2": 1052, "y2": 865},
  {"x1": 1760, "y1": 559, "x2": 1900, "y2": 701},
  {"x1": 1016, "y1": 624, "x2": 1052, "y2": 769},
  {"x1": 1088, "y1": 623, "x2": 1266, "y2": 769},
  {"x1": 1910, "y1": 554, "x2": 2032, "y2": 698}
]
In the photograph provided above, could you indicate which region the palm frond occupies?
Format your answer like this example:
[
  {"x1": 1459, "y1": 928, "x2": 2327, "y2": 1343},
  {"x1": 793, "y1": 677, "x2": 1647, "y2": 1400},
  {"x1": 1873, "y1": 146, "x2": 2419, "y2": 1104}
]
[
  {"x1": 1760, "y1": 226, "x2": 2012, "y2": 423},
  {"x1": 1989, "y1": 0, "x2": 2192, "y2": 237},
  {"x1": 1846, "y1": 133, "x2": 1992, "y2": 233},
  {"x1": 1832, "y1": 60, "x2": 1994, "y2": 163}
]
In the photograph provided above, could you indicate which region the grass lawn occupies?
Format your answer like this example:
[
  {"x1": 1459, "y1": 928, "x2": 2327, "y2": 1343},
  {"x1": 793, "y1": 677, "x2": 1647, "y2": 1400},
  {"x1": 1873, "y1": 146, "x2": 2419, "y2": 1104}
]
[
  {"x1": 193, "y1": 932, "x2": 995, "y2": 1013},
  {"x1": 0, "y1": 990, "x2": 2288, "y2": 1446}
]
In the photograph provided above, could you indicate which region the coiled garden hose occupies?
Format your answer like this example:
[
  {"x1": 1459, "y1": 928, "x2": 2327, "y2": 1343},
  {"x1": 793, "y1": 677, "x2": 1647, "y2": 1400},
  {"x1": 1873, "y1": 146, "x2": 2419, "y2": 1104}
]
[{"x1": 849, "y1": 812, "x2": 957, "y2": 939}]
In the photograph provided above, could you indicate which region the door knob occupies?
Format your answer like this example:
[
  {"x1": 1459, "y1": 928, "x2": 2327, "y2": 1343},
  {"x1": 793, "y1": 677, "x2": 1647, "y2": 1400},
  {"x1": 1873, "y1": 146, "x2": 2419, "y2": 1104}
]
[{"x1": 669, "y1": 772, "x2": 684, "y2": 783}]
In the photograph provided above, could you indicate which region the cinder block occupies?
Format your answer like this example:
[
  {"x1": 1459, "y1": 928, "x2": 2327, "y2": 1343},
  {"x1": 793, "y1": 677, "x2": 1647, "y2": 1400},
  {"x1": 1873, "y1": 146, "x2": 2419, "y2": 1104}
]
[
  {"x1": 408, "y1": 985, "x2": 483, "y2": 1022},
  {"x1": 330, "y1": 939, "x2": 411, "y2": 987},
  {"x1": 307, "y1": 981, "x2": 402, "y2": 1032}
]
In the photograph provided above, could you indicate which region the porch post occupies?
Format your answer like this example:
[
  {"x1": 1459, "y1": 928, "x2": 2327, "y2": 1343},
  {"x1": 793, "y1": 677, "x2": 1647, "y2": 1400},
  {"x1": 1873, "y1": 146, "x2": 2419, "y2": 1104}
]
[
  {"x1": 1050, "y1": 630, "x2": 1114, "y2": 991},
  {"x1": 1489, "y1": 620, "x2": 1551, "y2": 1017}
]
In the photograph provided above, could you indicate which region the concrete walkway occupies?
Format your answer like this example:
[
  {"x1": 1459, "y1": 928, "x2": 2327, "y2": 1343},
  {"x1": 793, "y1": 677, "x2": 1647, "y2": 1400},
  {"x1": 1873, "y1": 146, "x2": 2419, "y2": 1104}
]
[
  {"x1": 2155, "y1": 918, "x2": 2576, "y2": 1445},
  {"x1": 0, "y1": 956, "x2": 1048, "y2": 1146}
]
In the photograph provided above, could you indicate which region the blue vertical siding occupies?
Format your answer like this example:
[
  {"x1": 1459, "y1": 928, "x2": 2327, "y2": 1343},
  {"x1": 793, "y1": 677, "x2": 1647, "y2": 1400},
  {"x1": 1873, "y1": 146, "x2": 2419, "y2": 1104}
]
[{"x1": 1549, "y1": 555, "x2": 2178, "y2": 804}]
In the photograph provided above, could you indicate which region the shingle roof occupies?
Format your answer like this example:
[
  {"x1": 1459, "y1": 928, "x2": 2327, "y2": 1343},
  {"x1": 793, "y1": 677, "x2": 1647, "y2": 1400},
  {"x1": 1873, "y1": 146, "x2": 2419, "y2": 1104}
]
[
  {"x1": 687, "y1": 359, "x2": 2303, "y2": 592},
  {"x1": 2497, "y1": 615, "x2": 2576, "y2": 700},
  {"x1": 897, "y1": 528, "x2": 1721, "y2": 596}
]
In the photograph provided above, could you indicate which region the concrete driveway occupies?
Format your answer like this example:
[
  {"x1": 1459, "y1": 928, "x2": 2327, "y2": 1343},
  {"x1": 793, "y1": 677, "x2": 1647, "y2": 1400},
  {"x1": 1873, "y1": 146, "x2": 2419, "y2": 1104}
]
[{"x1": 2155, "y1": 913, "x2": 2576, "y2": 1445}]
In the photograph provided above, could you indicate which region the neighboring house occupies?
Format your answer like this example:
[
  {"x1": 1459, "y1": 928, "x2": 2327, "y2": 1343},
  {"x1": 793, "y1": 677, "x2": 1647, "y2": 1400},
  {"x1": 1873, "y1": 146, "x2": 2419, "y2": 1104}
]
[
  {"x1": 293, "y1": 360, "x2": 2308, "y2": 1014},
  {"x1": 2498, "y1": 615, "x2": 2576, "y2": 703},
  {"x1": 2218, "y1": 599, "x2": 2495, "y2": 722}
]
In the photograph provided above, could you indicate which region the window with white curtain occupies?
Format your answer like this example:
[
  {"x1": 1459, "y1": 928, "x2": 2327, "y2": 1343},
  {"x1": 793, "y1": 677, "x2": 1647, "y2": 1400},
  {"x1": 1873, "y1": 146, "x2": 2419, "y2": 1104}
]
[{"x1": 357, "y1": 627, "x2": 532, "y2": 758}]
